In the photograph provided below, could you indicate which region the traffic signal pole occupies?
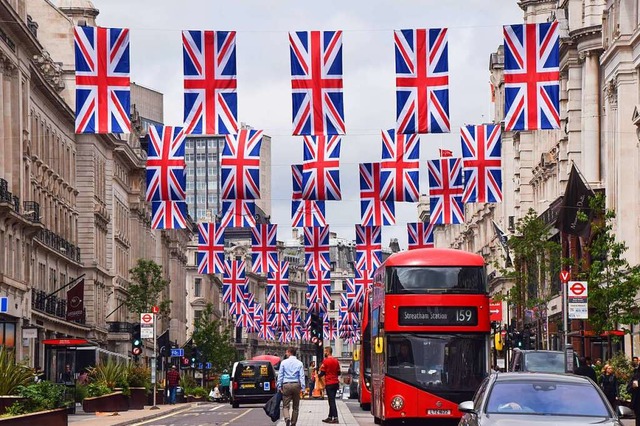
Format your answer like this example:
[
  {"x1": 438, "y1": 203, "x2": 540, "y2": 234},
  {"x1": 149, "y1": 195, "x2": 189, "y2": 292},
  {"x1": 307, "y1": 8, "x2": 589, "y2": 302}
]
[{"x1": 151, "y1": 313, "x2": 159, "y2": 410}]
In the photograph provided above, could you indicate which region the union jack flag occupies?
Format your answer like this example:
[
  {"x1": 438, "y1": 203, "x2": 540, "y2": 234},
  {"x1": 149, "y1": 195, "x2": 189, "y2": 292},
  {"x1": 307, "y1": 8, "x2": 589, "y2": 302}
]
[
  {"x1": 74, "y1": 26, "x2": 130, "y2": 134},
  {"x1": 255, "y1": 305, "x2": 275, "y2": 341},
  {"x1": 221, "y1": 129, "x2": 263, "y2": 200},
  {"x1": 380, "y1": 129, "x2": 420, "y2": 202},
  {"x1": 503, "y1": 22, "x2": 560, "y2": 131},
  {"x1": 222, "y1": 259, "x2": 247, "y2": 306},
  {"x1": 236, "y1": 294, "x2": 257, "y2": 332},
  {"x1": 151, "y1": 201, "x2": 188, "y2": 230},
  {"x1": 355, "y1": 225, "x2": 382, "y2": 272},
  {"x1": 301, "y1": 325, "x2": 311, "y2": 341},
  {"x1": 145, "y1": 126, "x2": 186, "y2": 202},
  {"x1": 269, "y1": 309, "x2": 290, "y2": 332},
  {"x1": 360, "y1": 163, "x2": 395, "y2": 226},
  {"x1": 339, "y1": 295, "x2": 358, "y2": 328},
  {"x1": 427, "y1": 158, "x2": 464, "y2": 225},
  {"x1": 292, "y1": 200, "x2": 327, "y2": 227},
  {"x1": 289, "y1": 30, "x2": 345, "y2": 136},
  {"x1": 197, "y1": 222, "x2": 225, "y2": 274},
  {"x1": 267, "y1": 261, "x2": 290, "y2": 312},
  {"x1": 407, "y1": 222, "x2": 436, "y2": 249},
  {"x1": 460, "y1": 124, "x2": 502, "y2": 203},
  {"x1": 182, "y1": 30, "x2": 238, "y2": 135},
  {"x1": 291, "y1": 164, "x2": 327, "y2": 227},
  {"x1": 302, "y1": 135, "x2": 342, "y2": 201},
  {"x1": 278, "y1": 331, "x2": 292, "y2": 343},
  {"x1": 289, "y1": 309, "x2": 302, "y2": 341},
  {"x1": 304, "y1": 226, "x2": 331, "y2": 272},
  {"x1": 395, "y1": 28, "x2": 449, "y2": 134},
  {"x1": 323, "y1": 318, "x2": 338, "y2": 341},
  {"x1": 251, "y1": 224, "x2": 278, "y2": 274},
  {"x1": 307, "y1": 270, "x2": 331, "y2": 314},
  {"x1": 355, "y1": 268, "x2": 374, "y2": 292},
  {"x1": 220, "y1": 199, "x2": 256, "y2": 228},
  {"x1": 345, "y1": 278, "x2": 364, "y2": 313}
]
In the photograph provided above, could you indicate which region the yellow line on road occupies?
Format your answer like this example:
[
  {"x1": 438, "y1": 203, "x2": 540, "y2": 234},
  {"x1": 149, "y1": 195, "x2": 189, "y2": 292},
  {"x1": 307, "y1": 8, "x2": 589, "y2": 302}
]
[{"x1": 221, "y1": 407, "x2": 253, "y2": 425}]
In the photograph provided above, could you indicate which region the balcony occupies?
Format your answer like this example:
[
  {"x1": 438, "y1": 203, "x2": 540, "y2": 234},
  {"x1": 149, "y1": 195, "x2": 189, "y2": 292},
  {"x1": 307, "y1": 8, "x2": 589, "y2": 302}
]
[
  {"x1": 0, "y1": 178, "x2": 20, "y2": 213},
  {"x1": 31, "y1": 288, "x2": 86, "y2": 324},
  {"x1": 107, "y1": 322, "x2": 134, "y2": 333},
  {"x1": 22, "y1": 201, "x2": 41, "y2": 223},
  {"x1": 35, "y1": 228, "x2": 81, "y2": 263}
]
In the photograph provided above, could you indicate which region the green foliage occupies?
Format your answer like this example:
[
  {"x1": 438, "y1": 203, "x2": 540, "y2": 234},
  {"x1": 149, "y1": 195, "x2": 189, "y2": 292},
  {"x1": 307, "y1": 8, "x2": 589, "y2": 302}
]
[
  {"x1": 497, "y1": 209, "x2": 562, "y2": 310},
  {"x1": 126, "y1": 258, "x2": 172, "y2": 317},
  {"x1": 74, "y1": 384, "x2": 88, "y2": 402},
  {"x1": 180, "y1": 374, "x2": 197, "y2": 393},
  {"x1": 126, "y1": 363, "x2": 151, "y2": 390},
  {"x1": 88, "y1": 360, "x2": 126, "y2": 390},
  {"x1": 193, "y1": 387, "x2": 207, "y2": 398},
  {"x1": 85, "y1": 382, "x2": 111, "y2": 398},
  {"x1": 5, "y1": 382, "x2": 67, "y2": 415},
  {"x1": 191, "y1": 303, "x2": 236, "y2": 374},
  {"x1": 580, "y1": 194, "x2": 640, "y2": 335},
  {"x1": 0, "y1": 347, "x2": 35, "y2": 395}
]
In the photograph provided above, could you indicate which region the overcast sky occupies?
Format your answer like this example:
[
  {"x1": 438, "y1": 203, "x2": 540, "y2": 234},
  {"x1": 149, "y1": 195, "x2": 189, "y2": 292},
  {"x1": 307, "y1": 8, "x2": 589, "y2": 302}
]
[{"x1": 90, "y1": 0, "x2": 523, "y2": 248}]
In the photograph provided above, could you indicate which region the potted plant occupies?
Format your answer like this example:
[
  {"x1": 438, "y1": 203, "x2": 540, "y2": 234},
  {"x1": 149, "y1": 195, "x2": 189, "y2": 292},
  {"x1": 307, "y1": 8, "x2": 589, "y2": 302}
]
[
  {"x1": 82, "y1": 361, "x2": 129, "y2": 413},
  {"x1": 180, "y1": 375, "x2": 197, "y2": 404},
  {"x1": 0, "y1": 381, "x2": 68, "y2": 426},
  {"x1": 190, "y1": 387, "x2": 207, "y2": 402},
  {"x1": 126, "y1": 363, "x2": 150, "y2": 409},
  {"x1": 0, "y1": 347, "x2": 33, "y2": 414}
]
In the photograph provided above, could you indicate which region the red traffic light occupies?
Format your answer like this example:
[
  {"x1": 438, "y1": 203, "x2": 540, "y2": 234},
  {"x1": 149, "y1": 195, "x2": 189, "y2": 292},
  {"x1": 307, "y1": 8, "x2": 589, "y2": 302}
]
[{"x1": 181, "y1": 356, "x2": 190, "y2": 366}]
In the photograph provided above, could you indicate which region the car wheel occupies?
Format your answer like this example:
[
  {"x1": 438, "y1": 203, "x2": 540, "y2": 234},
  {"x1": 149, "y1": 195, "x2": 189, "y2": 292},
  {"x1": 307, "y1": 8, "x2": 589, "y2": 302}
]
[{"x1": 231, "y1": 401, "x2": 239, "y2": 408}]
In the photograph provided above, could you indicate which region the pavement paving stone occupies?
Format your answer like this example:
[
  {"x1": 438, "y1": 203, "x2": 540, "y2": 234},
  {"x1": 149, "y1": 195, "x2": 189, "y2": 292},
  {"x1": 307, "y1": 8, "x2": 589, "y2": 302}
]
[
  {"x1": 276, "y1": 399, "x2": 358, "y2": 426},
  {"x1": 67, "y1": 402, "x2": 194, "y2": 426}
]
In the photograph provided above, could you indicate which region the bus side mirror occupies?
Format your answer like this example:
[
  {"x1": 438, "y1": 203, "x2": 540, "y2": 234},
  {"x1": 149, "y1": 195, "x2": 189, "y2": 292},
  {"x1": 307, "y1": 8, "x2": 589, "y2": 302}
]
[{"x1": 374, "y1": 337, "x2": 384, "y2": 354}]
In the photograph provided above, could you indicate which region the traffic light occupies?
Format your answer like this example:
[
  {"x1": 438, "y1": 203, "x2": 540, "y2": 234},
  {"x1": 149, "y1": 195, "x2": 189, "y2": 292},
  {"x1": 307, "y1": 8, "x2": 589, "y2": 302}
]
[
  {"x1": 513, "y1": 331, "x2": 523, "y2": 348},
  {"x1": 310, "y1": 314, "x2": 323, "y2": 347},
  {"x1": 131, "y1": 324, "x2": 143, "y2": 357}
]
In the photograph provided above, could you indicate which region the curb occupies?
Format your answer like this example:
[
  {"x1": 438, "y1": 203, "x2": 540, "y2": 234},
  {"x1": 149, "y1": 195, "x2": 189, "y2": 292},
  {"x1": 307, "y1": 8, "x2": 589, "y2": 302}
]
[{"x1": 111, "y1": 404, "x2": 194, "y2": 426}]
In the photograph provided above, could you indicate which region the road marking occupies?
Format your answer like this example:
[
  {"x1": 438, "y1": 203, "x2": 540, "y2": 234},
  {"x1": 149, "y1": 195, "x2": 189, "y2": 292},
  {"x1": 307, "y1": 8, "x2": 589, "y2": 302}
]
[
  {"x1": 209, "y1": 404, "x2": 225, "y2": 412},
  {"x1": 220, "y1": 407, "x2": 253, "y2": 425},
  {"x1": 131, "y1": 405, "x2": 195, "y2": 425}
]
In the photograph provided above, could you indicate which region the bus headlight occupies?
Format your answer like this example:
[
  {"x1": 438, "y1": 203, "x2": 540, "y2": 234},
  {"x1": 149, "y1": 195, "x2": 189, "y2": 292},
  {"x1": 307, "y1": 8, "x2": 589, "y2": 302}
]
[{"x1": 391, "y1": 396, "x2": 404, "y2": 411}]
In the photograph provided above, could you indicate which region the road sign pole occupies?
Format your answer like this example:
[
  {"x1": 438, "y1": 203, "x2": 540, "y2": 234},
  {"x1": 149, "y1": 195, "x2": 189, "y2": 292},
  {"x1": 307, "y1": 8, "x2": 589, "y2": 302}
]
[
  {"x1": 151, "y1": 313, "x2": 159, "y2": 410},
  {"x1": 563, "y1": 280, "x2": 569, "y2": 349}
]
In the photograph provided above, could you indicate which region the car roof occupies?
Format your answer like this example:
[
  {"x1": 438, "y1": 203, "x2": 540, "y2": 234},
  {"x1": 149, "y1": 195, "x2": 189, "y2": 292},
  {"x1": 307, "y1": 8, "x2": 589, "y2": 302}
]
[{"x1": 494, "y1": 372, "x2": 590, "y2": 384}]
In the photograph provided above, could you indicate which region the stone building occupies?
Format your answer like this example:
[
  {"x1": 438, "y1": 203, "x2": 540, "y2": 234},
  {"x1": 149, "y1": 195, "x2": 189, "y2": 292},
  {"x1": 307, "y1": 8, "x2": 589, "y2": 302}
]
[{"x1": 438, "y1": 0, "x2": 640, "y2": 359}]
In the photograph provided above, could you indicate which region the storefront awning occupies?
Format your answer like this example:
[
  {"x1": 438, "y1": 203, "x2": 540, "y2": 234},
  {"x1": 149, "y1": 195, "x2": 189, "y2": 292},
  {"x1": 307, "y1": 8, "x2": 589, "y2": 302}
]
[{"x1": 42, "y1": 338, "x2": 92, "y2": 346}]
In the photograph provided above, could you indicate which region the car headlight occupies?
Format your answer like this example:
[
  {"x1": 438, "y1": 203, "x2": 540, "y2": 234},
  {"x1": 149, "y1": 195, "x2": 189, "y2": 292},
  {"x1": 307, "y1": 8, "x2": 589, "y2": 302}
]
[{"x1": 391, "y1": 396, "x2": 404, "y2": 411}]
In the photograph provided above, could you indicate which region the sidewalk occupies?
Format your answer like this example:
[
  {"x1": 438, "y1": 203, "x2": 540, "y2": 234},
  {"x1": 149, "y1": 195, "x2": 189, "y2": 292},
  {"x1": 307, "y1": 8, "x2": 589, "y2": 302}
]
[
  {"x1": 277, "y1": 399, "x2": 358, "y2": 426},
  {"x1": 68, "y1": 402, "x2": 194, "y2": 426}
]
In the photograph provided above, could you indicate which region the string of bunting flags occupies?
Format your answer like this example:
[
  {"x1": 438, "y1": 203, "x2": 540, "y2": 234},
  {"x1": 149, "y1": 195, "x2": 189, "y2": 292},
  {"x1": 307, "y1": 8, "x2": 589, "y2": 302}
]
[{"x1": 73, "y1": 21, "x2": 559, "y2": 343}]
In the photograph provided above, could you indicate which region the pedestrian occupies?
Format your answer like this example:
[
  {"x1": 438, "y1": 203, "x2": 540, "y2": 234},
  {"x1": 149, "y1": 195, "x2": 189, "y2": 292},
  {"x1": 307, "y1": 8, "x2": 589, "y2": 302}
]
[
  {"x1": 319, "y1": 347, "x2": 341, "y2": 424},
  {"x1": 575, "y1": 357, "x2": 597, "y2": 382},
  {"x1": 627, "y1": 366, "x2": 640, "y2": 426},
  {"x1": 60, "y1": 364, "x2": 74, "y2": 385},
  {"x1": 277, "y1": 347, "x2": 305, "y2": 426},
  {"x1": 77, "y1": 370, "x2": 89, "y2": 385},
  {"x1": 600, "y1": 364, "x2": 618, "y2": 408},
  {"x1": 308, "y1": 361, "x2": 316, "y2": 398},
  {"x1": 219, "y1": 369, "x2": 230, "y2": 399},
  {"x1": 633, "y1": 356, "x2": 639, "y2": 373},
  {"x1": 166, "y1": 365, "x2": 181, "y2": 404}
]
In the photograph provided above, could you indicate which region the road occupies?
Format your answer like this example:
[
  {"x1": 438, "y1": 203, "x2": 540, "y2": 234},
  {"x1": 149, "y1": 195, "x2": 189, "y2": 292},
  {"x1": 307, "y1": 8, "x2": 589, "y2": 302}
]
[
  {"x1": 344, "y1": 398, "x2": 375, "y2": 426},
  {"x1": 131, "y1": 403, "x2": 277, "y2": 426}
]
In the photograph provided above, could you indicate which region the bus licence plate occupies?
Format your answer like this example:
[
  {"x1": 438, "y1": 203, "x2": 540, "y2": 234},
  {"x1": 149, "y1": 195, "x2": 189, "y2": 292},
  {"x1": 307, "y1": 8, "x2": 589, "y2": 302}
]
[{"x1": 427, "y1": 409, "x2": 451, "y2": 416}]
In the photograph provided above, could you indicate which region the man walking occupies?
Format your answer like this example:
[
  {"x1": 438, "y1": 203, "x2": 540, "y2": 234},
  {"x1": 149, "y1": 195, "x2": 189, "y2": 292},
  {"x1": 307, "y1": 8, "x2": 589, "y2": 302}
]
[
  {"x1": 277, "y1": 347, "x2": 305, "y2": 426},
  {"x1": 319, "y1": 347, "x2": 341, "y2": 424},
  {"x1": 166, "y1": 365, "x2": 181, "y2": 404}
]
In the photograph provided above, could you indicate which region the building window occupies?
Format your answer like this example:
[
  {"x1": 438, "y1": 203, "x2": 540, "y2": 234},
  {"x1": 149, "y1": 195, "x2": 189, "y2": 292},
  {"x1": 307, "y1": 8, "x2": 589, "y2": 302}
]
[
  {"x1": 208, "y1": 139, "x2": 216, "y2": 149},
  {"x1": 330, "y1": 300, "x2": 335, "y2": 311},
  {"x1": 194, "y1": 278, "x2": 202, "y2": 298},
  {"x1": 194, "y1": 310, "x2": 203, "y2": 324},
  {"x1": 186, "y1": 140, "x2": 194, "y2": 149},
  {"x1": 196, "y1": 140, "x2": 206, "y2": 149}
]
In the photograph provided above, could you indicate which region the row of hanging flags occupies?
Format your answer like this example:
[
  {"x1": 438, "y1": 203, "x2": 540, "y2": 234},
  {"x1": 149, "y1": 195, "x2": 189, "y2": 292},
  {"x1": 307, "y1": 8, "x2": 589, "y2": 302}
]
[{"x1": 74, "y1": 22, "x2": 559, "y2": 342}]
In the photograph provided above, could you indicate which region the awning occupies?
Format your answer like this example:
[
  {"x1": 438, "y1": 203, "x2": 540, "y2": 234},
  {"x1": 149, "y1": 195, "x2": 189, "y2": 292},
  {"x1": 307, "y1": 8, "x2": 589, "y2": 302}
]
[{"x1": 42, "y1": 338, "x2": 92, "y2": 346}]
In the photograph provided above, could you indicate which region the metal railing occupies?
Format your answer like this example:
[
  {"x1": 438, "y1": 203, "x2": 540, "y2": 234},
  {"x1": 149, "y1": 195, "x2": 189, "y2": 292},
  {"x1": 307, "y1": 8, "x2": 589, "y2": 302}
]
[
  {"x1": 31, "y1": 288, "x2": 86, "y2": 324},
  {"x1": 22, "y1": 201, "x2": 40, "y2": 223},
  {"x1": 35, "y1": 228, "x2": 81, "y2": 262}
]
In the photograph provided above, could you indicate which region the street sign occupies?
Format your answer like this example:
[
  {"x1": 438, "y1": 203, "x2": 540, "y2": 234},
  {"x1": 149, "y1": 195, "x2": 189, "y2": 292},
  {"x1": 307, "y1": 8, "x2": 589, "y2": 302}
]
[
  {"x1": 560, "y1": 270, "x2": 570, "y2": 283},
  {"x1": 170, "y1": 348, "x2": 184, "y2": 357},
  {"x1": 152, "y1": 305, "x2": 160, "y2": 314},
  {"x1": 489, "y1": 300, "x2": 502, "y2": 322},
  {"x1": 197, "y1": 363, "x2": 203, "y2": 370},
  {"x1": 141, "y1": 327, "x2": 154, "y2": 339},
  {"x1": 568, "y1": 281, "x2": 588, "y2": 319},
  {"x1": 140, "y1": 313, "x2": 154, "y2": 326},
  {"x1": 206, "y1": 362, "x2": 212, "y2": 369},
  {"x1": 0, "y1": 297, "x2": 7, "y2": 313}
]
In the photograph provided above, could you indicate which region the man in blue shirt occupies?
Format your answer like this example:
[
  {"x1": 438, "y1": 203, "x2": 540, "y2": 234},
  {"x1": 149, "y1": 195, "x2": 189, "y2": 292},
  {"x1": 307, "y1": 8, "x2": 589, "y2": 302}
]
[{"x1": 277, "y1": 347, "x2": 306, "y2": 426}]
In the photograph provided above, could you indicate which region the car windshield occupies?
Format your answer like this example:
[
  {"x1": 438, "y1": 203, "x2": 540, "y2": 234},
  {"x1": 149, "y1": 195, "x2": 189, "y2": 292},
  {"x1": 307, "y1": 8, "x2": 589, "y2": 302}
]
[
  {"x1": 486, "y1": 381, "x2": 610, "y2": 417},
  {"x1": 524, "y1": 352, "x2": 565, "y2": 373}
]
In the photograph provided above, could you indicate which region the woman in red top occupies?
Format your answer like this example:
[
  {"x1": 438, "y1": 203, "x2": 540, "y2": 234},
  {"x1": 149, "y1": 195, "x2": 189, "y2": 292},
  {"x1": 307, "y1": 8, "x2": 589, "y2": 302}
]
[{"x1": 319, "y1": 347, "x2": 341, "y2": 423}]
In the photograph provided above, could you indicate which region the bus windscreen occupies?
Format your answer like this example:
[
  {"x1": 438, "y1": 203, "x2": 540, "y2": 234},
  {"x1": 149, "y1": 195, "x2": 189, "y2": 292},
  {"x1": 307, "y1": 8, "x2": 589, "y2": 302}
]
[{"x1": 386, "y1": 266, "x2": 486, "y2": 294}]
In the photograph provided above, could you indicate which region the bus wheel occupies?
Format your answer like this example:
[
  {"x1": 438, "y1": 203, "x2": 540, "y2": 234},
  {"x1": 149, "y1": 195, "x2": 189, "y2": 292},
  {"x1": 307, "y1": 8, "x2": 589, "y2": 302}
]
[
  {"x1": 360, "y1": 403, "x2": 370, "y2": 411},
  {"x1": 374, "y1": 416, "x2": 382, "y2": 424}
]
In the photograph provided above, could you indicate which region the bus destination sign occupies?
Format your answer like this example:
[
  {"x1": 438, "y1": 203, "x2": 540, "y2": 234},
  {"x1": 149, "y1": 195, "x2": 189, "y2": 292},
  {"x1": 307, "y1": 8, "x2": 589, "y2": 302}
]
[{"x1": 398, "y1": 306, "x2": 478, "y2": 326}]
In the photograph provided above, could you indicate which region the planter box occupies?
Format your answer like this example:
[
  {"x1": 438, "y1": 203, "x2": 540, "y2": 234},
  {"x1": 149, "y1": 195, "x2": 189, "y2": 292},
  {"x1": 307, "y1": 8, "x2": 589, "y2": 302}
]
[
  {"x1": 187, "y1": 395, "x2": 204, "y2": 403},
  {"x1": 82, "y1": 391, "x2": 129, "y2": 413},
  {"x1": 129, "y1": 387, "x2": 147, "y2": 410},
  {"x1": 148, "y1": 389, "x2": 165, "y2": 405},
  {"x1": 0, "y1": 408, "x2": 67, "y2": 426},
  {"x1": 0, "y1": 396, "x2": 25, "y2": 414}
]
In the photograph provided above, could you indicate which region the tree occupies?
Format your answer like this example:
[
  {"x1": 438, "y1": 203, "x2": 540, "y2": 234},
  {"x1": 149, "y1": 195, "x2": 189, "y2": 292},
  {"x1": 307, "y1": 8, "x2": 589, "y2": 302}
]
[
  {"x1": 580, "y1": 194, "x2": 640, "y2": 335},
  {"x1": 126, "y1": 258, "x2": 172, "y2": 317},
  {"x1": 497, "y1": 208, "x2": 562, "y2": 325},
  {"x1": 191, "y1": 303, "x2": 237, "y2": 374}
]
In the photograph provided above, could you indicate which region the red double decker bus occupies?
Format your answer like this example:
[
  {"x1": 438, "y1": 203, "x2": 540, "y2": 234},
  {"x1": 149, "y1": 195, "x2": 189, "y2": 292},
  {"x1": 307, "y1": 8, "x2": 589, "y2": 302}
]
[
  {"x1": 358, "y1": 286, "x2": 372, "y2": 410},
  {"x1": 370, "y1": 248, "x2": 490, "y2": 425}
]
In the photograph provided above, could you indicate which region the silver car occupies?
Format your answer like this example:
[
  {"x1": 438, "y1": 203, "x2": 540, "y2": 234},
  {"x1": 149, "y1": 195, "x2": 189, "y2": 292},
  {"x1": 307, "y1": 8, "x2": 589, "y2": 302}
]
[{"x1": 459, "y1": 372, "x2": 634, "y2": 426}]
